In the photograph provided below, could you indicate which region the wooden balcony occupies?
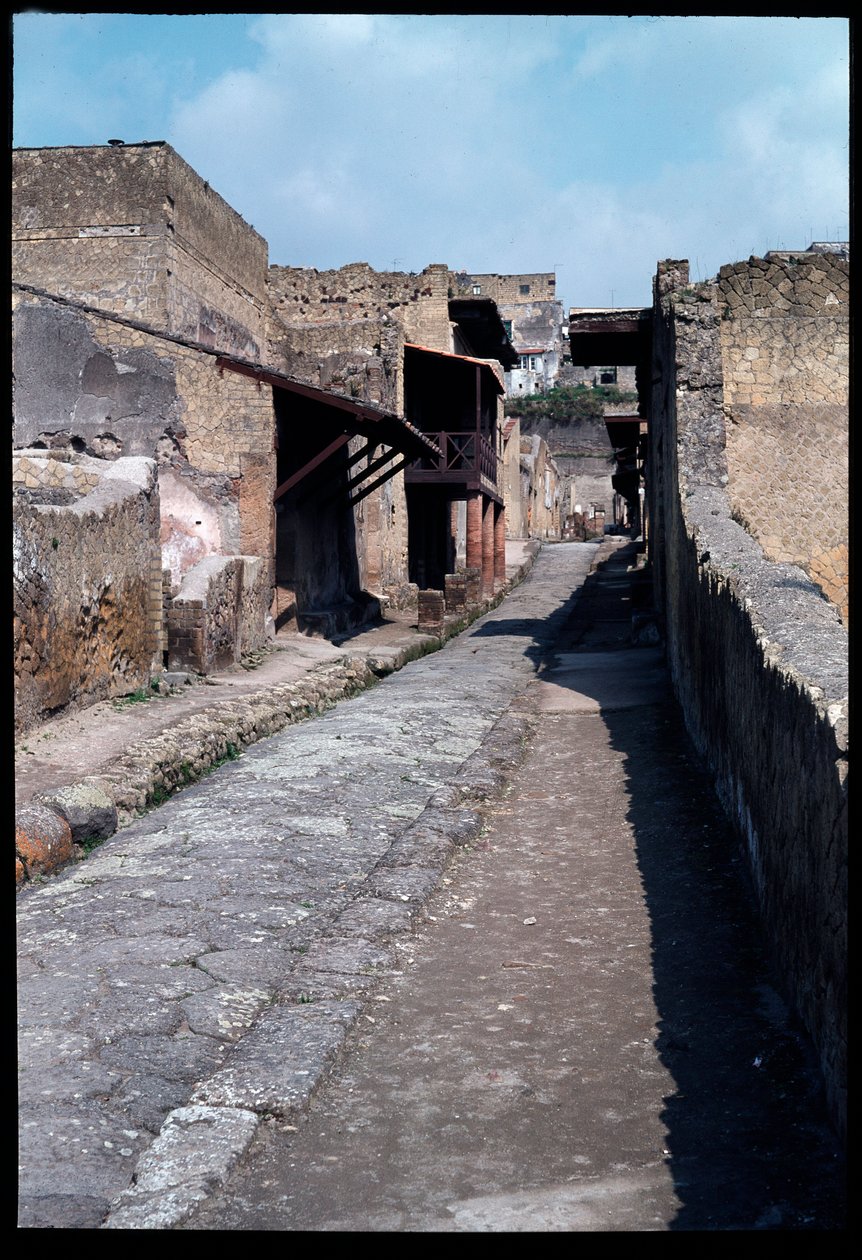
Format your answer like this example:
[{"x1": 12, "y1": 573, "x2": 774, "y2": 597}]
[{"x1": 404, "y1": 429, "x2": 500, "y2": 497}]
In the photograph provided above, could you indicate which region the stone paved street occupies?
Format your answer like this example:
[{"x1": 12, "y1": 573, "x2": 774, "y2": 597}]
[
  {"x1": 17, "y1": 540, "x2": 846, "y2": 1230},
  {"x1": 181, "y1": 540, "x2": 846, "y2": 1232},
  {"x1": 18, "y1": 540, "x2": 597, "y2": 1229}
]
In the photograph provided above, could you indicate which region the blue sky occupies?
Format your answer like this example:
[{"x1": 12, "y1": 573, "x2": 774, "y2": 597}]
[{"x1": 11, "y1": 13, "x2": 850, "y2": 310}]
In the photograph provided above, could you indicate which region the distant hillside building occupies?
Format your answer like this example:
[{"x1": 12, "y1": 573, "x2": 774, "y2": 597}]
[{"x1": 449, "y1": 271, "x2": 564, "y2": 397}]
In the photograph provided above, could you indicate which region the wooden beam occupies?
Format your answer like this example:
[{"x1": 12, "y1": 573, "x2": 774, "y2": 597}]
[
  {"x1": 295, "y1": 440, "x2": 378, "y2": 506},
  {"x1": 317, "y1": 446, "x2": 397, "y2": 509},
  {"x1": 347, "y1": 457, "x2": 409, "y2": 508},
  {"x1": 273, "y1": 433, "x2": 351, "y2": 502}
]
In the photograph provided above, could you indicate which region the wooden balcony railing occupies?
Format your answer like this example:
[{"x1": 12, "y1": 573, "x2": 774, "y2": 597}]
[{"x1": 409, "y1": 430, "x2": 499, "y2": 486}]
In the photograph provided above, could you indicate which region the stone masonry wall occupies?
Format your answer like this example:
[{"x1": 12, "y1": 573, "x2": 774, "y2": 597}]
[
  {"x1": 165, "y1": 555, "x2": 269, "y2": 675},
  {"x1": 519, "y1": 435, "x2": 561, "y2": 540},
  {"x1": 13, "y1": 144, "x2": 267, "y2": 357},
  {"x1": 718, "y1": 254, "x2": 849, "y2": 620},
  {"x1": 13, "y1": 455, "x2": 162, "y2": 733},
  {"x1": 648, "y1": 259, "x2": 848, "y2": 1139},
  {"x1": 267, "y1": 261, "x2": 452, "y2": 386},
  {"x1": 449, "y1": 271, "x2": 557, "y2": 305},
  {"x1": 13, "y1": 287, "x2": 276, "y2": 592}
]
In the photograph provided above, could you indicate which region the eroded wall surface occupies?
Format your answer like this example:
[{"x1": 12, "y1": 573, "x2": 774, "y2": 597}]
[
  {"x1": 13, "y1": 288, "x2": 275, "y2": 591},
  {"x1": 719, "y1": 254, "x2": 849, "y2": 620},
  {"x1": 267, "y1": 261, "x2": 452, "y2": 408},
  {"x1": 13, "y1": 455, "x2": 162, "y2": 733},
  {"x1": 648, "y1": 259, "x2": 848, "y2": 1139}
]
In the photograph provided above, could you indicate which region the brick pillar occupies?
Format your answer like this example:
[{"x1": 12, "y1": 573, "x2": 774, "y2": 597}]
[
  {"x1": 444, "y1": 572, "x2": 467, "y2": 613},
  {"x1": 482, "y1": 495, "x2": 494, "y2": 597},
  {"x1": 466, "y1": 491, "x2": 483, "y2": 573},
  {"x1": 494, "y1": 503, "x2": 506, "y2": 588},
  {"x1": 464, "y1": 567, "x2": 482, "y2": 606},
  {"x1": 417, "y1": 589, "x2": 445, "y2": 636}
]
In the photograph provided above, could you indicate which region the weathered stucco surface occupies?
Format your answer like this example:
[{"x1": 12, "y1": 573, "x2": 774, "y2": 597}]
[{"x1": 13, "y1": 454, "x2": 162, "y2": 732}]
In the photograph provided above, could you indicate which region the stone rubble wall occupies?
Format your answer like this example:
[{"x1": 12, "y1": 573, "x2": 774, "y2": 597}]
[
  {"x1": 13, "y1": 455, "x2": 163, "y2": 734},
  {"x1": 648, "y1": 259, "x2": 848, "y2": 1139},
  {"x1": 267, "y1": 261, "x2": 452, "y2": 357},
  {"x1": 718, "y1": 254, "x2": 849, "y2": 620},
  {"x1": 518, "y1": 434, "x2": 562, "y2": 540},
  {"x1": 165, "y1": 555, "x2": 270, "y2": 675}
]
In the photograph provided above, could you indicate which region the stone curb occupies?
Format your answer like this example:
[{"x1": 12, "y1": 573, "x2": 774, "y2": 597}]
[
  {"x1": 100, "y1": 702, "x2": 536, "y2": 1229},
  {"x1": 15, "y1": 545, "x2": 543, "y2": 889}
]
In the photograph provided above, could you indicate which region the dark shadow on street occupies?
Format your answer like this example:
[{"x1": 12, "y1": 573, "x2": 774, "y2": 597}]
[{"x1": 525, "y1": 540, "x2": 846, "y2": 1230}]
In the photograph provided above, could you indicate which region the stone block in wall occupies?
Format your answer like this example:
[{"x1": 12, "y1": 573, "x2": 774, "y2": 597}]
[{"x1": 166, "y1": 553, "x2": 269, "y2": 674}]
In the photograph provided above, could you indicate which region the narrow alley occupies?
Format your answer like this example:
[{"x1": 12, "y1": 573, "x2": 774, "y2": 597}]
[{"x1": 17, "y1": 541, "x2": 845, "y2": 1231}]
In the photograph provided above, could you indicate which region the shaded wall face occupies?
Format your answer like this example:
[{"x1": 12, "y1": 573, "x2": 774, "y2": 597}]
[
  {"x1": 647, "y1": 260, "x2": 848, "y2": 1140},
  {"x1": 273, "y1": 395, "x2": 363, "y2": 616},
  {"x1": 719, "y1": 255, "x2": 849, "y2": 620}
]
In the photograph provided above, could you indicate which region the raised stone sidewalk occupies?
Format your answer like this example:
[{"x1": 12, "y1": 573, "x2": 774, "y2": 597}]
[{"x1": 15, "y1": 540, "x2": 542, "y2": 886}]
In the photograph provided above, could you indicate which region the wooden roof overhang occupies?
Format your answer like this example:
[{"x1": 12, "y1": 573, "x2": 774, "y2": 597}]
[
  {"x1": 567, "y1": 307, "x2": 652, "y2": 368},
  {"x1": 447, "y1": 297, "x2": 520, "y2": 368},
  {"x1": 215, "y1": 355, "x2": 441, "y2": 507}
]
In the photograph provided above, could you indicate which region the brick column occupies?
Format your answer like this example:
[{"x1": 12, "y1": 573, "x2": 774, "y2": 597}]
[
  {"x1": 482, "y1": 495, "x2": 494, "y2": 597},
  {"x1": 494, "y1": 503, "x2": 506, "y2": 588},
  {"x1": 466, "y1": 490, "x2": 483, "y2": 573}
]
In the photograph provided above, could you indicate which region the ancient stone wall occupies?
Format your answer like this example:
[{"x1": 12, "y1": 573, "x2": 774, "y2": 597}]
[
  {"x1": 519, "y1": 435, "x2": 561, "y2": 540},
  {"x1": 648, "y1": 259, "x2": 848, "y2": 1139},
  {"x1": 12, "y1": 144, "x2": 267, "y2": 357},
  {"x1": 13, "y1": 454, "x2": 162, "y2": 733},
  {"x1": 501, "y1": 418, "x2": 524, "y2": 538},
  {"x1": 165, "y1": 555, "x2": 269, "y2": 675},
  {"x1": 267, "y1": 261, "x2": 452, "y2": 367},
  {"x1": 718, "y1": 254, "x2": 849, "y2": 619},
  {"x1": 13, "y1": 288, "x2": 275, "y2": 592},
  {"x1": 449, "y1": 271, "x2": 557, "y2": 305}
]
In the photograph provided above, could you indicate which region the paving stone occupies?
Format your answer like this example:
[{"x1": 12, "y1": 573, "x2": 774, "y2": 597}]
[
  {"x1": 17, "y1": 544, "x2": 598, "y2": 1228},
  {"x1": 104, "y1": 1106, "x2": 260, "y2": 1229},
  {"x1": 191, "y1": 1002, "x2": 360, "y2": 1114}
]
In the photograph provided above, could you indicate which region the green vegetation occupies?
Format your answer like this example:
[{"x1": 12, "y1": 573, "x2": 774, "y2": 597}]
[
  {"x1": 505, "y1": 383, "x2": 637, "y2": 430},
  {"x1": 80, "y1": 835, "x2": 106, "y2": 854},
  {"x1": 113, "y1": 687, "x2": 152, "y2": 709}
]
